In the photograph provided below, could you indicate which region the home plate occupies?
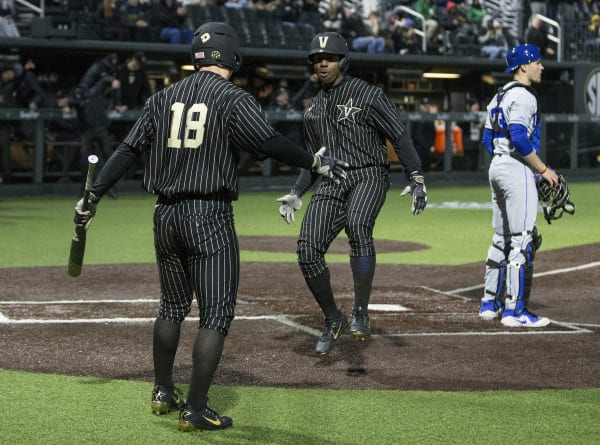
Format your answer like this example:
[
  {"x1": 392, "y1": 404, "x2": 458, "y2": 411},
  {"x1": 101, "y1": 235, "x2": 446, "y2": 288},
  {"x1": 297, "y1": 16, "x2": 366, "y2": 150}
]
[{"x1": 368, "y1": 304, "x2": 410, "y2": 312}]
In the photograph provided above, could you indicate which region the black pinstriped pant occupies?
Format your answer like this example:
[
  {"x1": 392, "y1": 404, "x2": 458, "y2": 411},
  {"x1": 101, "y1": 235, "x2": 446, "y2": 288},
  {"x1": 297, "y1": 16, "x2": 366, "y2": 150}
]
[
  {"x1": 297, "y1": 166, "x2": 390, "y2": 278},
  {"x1": 153, "y1": 198, "x2": 238, "y2": 335}
]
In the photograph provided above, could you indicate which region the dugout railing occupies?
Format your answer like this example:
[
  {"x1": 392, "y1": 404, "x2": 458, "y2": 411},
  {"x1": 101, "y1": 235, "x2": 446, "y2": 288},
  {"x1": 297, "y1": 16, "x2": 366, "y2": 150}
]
[{"x1": 0, "y1": 108, "x2": 598, "y2": 187}]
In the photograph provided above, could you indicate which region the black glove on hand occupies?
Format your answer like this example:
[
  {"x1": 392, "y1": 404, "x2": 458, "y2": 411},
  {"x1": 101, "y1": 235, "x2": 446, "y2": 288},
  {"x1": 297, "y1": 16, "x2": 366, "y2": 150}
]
[
  {"x1": 74, "y1": 192, "x2": 100, "y2": 230},
  {"x1": 400, "y1": 171, "x2": 427, "y2": 215},
  {"x1": 311, "y1": 147, "x2": 349, "y2": 185}
]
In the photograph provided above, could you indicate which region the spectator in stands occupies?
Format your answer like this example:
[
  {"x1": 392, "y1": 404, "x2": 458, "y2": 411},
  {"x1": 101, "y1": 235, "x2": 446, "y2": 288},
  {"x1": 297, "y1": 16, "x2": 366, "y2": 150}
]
[
  {"x1": 367, "y1": 11, "x2": 395, "y2": 52},
  {"x1": 478, "y1": 18, "x2": 508, "y2": 59},
  {"x1": 277, "y1": 0, "x2": 302, "y2": 23},
  {"x1": 460, "y1": 98, "x2": 485, "y2": 171},
  {"x1": 340, "y1": 6, "x2": 386, "y2": 53},
  {"x1": 114, "y1": 51, "x2": 151, "y2": 112},
  {"x1": 528, "y1": 0, "x2": 547, "y2": 26},
  {"x1": 49, "y1": 91, "x2": 80, "y2": 184},
  {"x1": 440, "y1": 1, "x2": 471, "y2": 53},
  {"x1": 267, "y1": 82, "x2": 304, "y2": 147},
  {"x1": 299, "y1": 0, "x2": 323, "y2": 32},
  {"x1": 465, "y1": 0, "x2": 486, "y2": 36},
  {"x1": 412, "y1": 0, "x2": 440, "y2": 48},
  {"x1": 525, "y1": 15, "x2": 556, "y2": 59},
  {"x1": 584, "y1": 13, "x2": 600, "y2": 46},
  {"x1": 11, "y1": 58, "x2": 54, "y2": 143},
  {"x1": 0, "y1": 0, "x2": 20, "y2": 37},
  {"x1": 119, "y1": 0, "x2": 152, "y2": 42},
  {"x1": 79, "y1": 53, "x2": 120, "y2": 95},
  {"x1": 395, "y1": 18, "x2": 423, "y2": 55},
  {"x1": 153, "y1": 0, "x2": 193, "y2": 44},
  {"x1": 249, "y1": 0, "x2": 279, "y2": 11},
  {"x1": 291, "y1": 71, "x2": 320, "y2": 109},
  {"x1": 247, "y1": 65, "x2": 275, "y2": 108},
  {"x1": 95, "y1": 0, "x2": 130, "y2": 41},
  {"x1": 70, "y1": 55, "x2": 122, "y2": 197},
  {"x1": 0, "y1": 63, "x2": 18, "y2": 183},
  {"x1": 224, "y1": 0, "x2": 248, "y2": 8},
  {"x1": 410, "y1": 99, "x2": 435, "y2": 172},
  {"x1": 319, "y1": 0, "x2": 344, "y2": 32},
  {"x1": 14, "y1": 59, "x2": 47, "y2": 111}
]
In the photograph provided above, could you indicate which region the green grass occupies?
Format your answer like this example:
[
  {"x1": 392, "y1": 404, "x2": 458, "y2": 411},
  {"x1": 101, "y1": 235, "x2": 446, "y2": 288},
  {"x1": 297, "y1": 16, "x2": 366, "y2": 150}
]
[
  {"x1": 1, "y1": 182, "x2": 598, "y2": 267},
  {"x1": 1, "y1": 369, "x2": 598, "y2": 445},
  {"x1": 1, "y1": 183, "x2": 599, "y2": 444}
]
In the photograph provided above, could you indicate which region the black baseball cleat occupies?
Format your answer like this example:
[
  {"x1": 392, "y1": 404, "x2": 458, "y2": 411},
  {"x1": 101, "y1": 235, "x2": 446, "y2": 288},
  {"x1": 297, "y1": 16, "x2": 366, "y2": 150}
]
[
  {"x1": 177, "y1": 404, "x2": 233, "y2": 431},
  {"x1": 315, "y1": 310, "x2": 348, "y2": 355},
  {"x1": 350, "y1": 306, "x2": 371, "y2": 340},
  {"x1": 151, "y1": 385, "x2": 186, "y2": 415}
]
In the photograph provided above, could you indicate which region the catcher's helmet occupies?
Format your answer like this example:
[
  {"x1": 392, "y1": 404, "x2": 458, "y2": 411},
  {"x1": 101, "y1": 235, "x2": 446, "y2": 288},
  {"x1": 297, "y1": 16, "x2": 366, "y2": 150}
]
[
  {"x1": 504, "y1": 44, "x2": 542, "y2": 74},
  {"x1": 307, "y1": 32, "x2": 350, "y2": 73},
  {"x1": 536, "y1": 174, "x2": 575, "y2": 224},
  {"x1": 191, "y1": 22, "x2": 242, "y2": 72}
]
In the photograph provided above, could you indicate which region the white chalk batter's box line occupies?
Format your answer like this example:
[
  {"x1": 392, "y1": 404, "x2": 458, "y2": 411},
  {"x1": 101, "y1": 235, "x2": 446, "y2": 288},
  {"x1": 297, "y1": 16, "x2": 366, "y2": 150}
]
[
  {"x1": 0, "y1": 302, "x2": 594, "y2": 336},
  {"x1": 1, "y1": 261, "x2": 598, "y2": 335}
]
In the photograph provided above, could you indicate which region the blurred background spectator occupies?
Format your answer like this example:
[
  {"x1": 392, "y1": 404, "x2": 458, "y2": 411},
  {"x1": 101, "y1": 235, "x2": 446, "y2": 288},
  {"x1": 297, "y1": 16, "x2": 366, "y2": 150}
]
[
  {"x1": 95, "y1": 0, "x2": 129, "y2": 40},
  {"x1": 0, "y1": 63, "x2": 18, "y2": 183},
  {"x1": 525, "y1": 14, "x2": 556, "y2": 59},
  {"x1": 0, "y1": 0, "x2": 20, "y2": 38},
  {"x1": 412, "y1": 0, "x2": 441, "y2": 51},
  {"x1": 340, "y1": 5, "x2": 386, "y2": 53},
  {"x1": 478, "y1": 18, "x2": 508, "y2": 59},
  {"x1": 153, "y1": 0, "x2": 193, "y2": 44},
  {"x1": 410, "y1": 99, "x2": 435, "y2": 172},
  {"x1": 319, "y1": 0, "x2": 344, "y2": 32},
  {"x1": 119, "y1": 0, "x2": 152, "y2": 42}
]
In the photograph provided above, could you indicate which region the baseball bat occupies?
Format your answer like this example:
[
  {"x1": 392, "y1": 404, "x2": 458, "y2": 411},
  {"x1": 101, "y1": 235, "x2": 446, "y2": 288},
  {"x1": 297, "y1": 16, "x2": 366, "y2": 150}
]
[{"x1": 67, "y1": 155, "x2": 99, "y2": 277}]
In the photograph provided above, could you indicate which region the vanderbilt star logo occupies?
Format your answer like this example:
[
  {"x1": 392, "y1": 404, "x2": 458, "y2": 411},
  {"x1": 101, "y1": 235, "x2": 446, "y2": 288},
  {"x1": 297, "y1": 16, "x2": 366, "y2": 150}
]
[{"x1": 337, "y1": 98, "x2": 361, "y2": 123}]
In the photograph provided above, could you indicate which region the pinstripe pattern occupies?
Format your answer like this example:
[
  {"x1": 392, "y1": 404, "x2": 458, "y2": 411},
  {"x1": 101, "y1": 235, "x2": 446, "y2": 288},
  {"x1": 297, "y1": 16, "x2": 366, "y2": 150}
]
[
  {"x1": 298, "y1": 166, "x2": 389, "y2": 277},
  {"x1": 297, "y1": 75, "x2": 407, "y2": 278},
  {"x1": 123, "y1": 71, "x2": 277, "y2": 199},
  {"x1": 154, "y1": 199, "x2": 238, "y2": 333},
  {"x1": 304, "y1": 76, "x2": 407, "y2": 167},
  {"x1": 119, "y1": 70, "x2": 280, "y2": 333}
]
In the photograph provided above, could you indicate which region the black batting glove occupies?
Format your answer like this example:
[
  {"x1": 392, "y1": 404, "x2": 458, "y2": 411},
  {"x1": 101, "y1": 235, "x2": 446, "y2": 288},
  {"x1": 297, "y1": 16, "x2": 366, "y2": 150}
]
[
  {"x1": 311, "y1": 147, "x2": 349, "y2": 185},
  {"x1": 400, "y1": 171, "x2": 427, "y2": 215},
  {"x1": 74, "y1": 192, "x2": 100, "y2": 230}
]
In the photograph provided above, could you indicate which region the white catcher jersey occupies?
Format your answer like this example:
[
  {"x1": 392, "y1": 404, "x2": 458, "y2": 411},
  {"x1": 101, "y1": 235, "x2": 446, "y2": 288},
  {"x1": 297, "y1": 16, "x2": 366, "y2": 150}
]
[{"x1": 484, "y1": 81, "x2": 540, "y2": 156}]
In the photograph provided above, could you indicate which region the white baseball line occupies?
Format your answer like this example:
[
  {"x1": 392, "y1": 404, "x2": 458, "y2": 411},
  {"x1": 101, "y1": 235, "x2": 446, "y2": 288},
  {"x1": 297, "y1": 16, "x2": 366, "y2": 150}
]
[
  {"x1": 0, "y1": 262, "x2": 597, "y2": 336},
  {"x1": 444, "y1": 261, "x2": 600, "y2": 296}
]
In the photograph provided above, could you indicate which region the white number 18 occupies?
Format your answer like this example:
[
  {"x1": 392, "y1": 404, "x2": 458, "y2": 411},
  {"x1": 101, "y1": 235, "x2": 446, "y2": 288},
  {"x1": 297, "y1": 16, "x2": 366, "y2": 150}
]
[{"x1": 167, "y1": 102, "x2": 208, "y2": 149}]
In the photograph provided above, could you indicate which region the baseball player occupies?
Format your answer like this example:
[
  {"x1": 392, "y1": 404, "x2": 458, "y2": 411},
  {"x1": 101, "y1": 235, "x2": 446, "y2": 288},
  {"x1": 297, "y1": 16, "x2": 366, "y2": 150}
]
[
  {"x1": 73, "y1": 22, "x2": 347, "y2": 432},
  {"x1": 479, "y1": 43, "x2": 559, "y2": 327},
  {"x1": 277, "y1": 32, "x2": 427, "y2": 355}
]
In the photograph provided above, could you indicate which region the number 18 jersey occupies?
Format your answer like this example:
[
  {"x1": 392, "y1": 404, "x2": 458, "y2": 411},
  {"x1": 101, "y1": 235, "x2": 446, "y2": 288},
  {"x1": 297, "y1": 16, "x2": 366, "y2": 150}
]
[{"x1": 123, "y1": 70, "x2": 278, "y2": 199}]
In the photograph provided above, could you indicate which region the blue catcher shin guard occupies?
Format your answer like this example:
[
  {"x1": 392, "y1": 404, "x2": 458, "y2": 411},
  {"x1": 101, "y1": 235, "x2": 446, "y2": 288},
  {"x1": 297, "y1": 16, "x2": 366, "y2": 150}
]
[{"x1": 506, "y1": 232, "x2": 537, "y2": 314}]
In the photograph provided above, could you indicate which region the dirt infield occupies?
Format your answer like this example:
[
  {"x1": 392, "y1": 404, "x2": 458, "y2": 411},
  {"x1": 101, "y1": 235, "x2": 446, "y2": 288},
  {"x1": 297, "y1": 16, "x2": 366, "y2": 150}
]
[{"x1": 0, "y1": 240, "x2": 599, "y2": 391}]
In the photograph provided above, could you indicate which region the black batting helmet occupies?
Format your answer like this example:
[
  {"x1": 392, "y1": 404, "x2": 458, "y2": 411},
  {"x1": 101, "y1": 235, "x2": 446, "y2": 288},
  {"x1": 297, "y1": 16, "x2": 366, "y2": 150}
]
[
  {"x1": 191, "y1": 22, "x2": 242, "y2": 72},
  {"x1": 307, "y1": 32, "x2": 350, "y2": 73}
]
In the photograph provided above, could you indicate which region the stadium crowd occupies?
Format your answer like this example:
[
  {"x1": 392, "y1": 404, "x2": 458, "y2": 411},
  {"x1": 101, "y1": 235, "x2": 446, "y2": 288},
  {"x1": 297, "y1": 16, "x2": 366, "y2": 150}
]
[{"x1": 1, "y1": 0, "x2": 599, "y2": 183}]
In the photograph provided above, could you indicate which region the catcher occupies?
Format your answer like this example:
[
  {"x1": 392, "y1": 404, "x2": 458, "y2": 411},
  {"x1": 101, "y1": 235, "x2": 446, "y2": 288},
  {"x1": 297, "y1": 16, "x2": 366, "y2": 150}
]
[{"x1": 479, "y1": 43, "x2": 574, "y2": 328}]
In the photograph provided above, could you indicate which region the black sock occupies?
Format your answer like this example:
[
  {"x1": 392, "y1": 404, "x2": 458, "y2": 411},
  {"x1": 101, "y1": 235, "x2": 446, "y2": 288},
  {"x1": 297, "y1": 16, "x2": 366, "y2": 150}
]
[
  {"x1": 186, "y1": 327, "x2": 225, "y2": 411},
  {"x1": 153, "y1": 318, "x2": 181, "y2": 390},
  {"x1": 305, "y1": 269, "x2": 338, "y2": 320},
  {"x1": 350, "y1": 256, "x2": 375, "y2": 310}
]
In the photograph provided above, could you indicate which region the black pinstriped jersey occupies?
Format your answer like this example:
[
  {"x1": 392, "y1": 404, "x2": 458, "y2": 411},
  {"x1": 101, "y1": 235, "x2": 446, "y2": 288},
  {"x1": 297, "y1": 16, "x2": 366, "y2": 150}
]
[
  {"x1": 121, "y1": 71, "x2": 279, "y2": 198},
  {"x1": 304, "y1": 76, "x2": 416, "y2": 170}
]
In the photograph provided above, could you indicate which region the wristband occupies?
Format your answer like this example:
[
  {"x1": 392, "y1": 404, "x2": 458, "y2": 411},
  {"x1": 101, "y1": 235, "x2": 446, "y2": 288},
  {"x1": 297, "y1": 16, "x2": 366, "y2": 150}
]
[{"x1": 538, "y1": 164, "x2": 547, "y2": 175}]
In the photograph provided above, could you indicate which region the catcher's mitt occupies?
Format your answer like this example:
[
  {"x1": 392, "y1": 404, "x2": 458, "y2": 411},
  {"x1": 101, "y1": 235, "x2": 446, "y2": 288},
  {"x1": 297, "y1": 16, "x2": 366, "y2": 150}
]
[{"x1": 536, "y1": 174, "x2": 575, "y2": 224}]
